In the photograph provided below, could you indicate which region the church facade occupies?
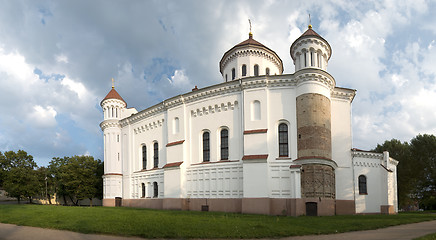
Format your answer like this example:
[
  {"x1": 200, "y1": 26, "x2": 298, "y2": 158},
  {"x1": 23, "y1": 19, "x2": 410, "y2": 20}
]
[{"x1": 100, "y1": 26, "x2": 398, "y2": 216}]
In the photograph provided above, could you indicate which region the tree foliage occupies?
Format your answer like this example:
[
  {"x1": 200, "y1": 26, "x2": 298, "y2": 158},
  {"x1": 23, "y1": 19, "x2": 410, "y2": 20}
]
[
  {"x1": 49, "y1": 155, "x2": 103, "y2": 206},
  {"x1": 0, "y1": 150, "x2": 39, "y2": 203},
  {"x1": 374, "y1": 134, "x2": 436, "y2": 210}
]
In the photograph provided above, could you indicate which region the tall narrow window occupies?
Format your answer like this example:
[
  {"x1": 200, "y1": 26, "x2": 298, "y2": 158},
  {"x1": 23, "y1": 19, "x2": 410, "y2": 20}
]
[
  {"x1": 359, "y1": 175, "x2": 367, "y2": 194},
  {"x1": 153, "y1": 182, "x2": 158, "y2": 198},
  {"x1": 265, "y1": 68, "x2": 270, "y2": 75},
  {"x1": 304, "y1": 52, "x2": 307, "y2": 67},
  {"x1": 225, "y1": 74, "x2": 228, "y2": 82},
  {"x1": 252, "y1": 100, "x2": 261, "y2": 120},
  {"x1": 231, "y1": 68, "x2": 235, "y2": 80},
  {"x1": 141, "y1": 183, "x2": 145, "y2": 198},
  {"x1": 142, "y1": 145, "x2": 147, "y2": 169},
  {"x1": 242, "y1": 64, "x2": 247, "y2": 76},
  {"x1": 254, "y1": 64, "x2": 259, "y2": 76},
  {"x1": 310, "y1": 51, "x2": 314, "y2": 66},
  {"x1": 153, "y1": 142, "x2": 158, "y2": 168},
  {"x1": 278, "y1": 123, "x2": 289, "y2": 157},
  {"x1": 173, "y1": 117, "x2": 180, "y2": 134},
  {"x1": 221, "y1": 129, "x2": 229, "y2": 160},
  {"x1": 203, "y1": 132, "x2": 210, "y2": 162}
]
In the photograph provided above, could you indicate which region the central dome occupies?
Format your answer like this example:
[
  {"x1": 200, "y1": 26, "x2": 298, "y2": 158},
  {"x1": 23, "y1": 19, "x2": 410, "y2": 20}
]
[{"x1": 219, "y1": 33, "x2": 283, "y2": 82}]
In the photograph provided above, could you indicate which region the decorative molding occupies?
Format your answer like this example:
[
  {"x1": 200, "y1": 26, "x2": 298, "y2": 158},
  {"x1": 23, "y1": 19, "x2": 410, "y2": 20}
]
[
  {"x1": 352, "y1": 150, "x2": 383, "y2": 159},
  {"x1": 166, "y1": 140, "x2": 185, "y2": 147},
  {"x1": 191, "y1": 160, "x2": 240, "y2": 166},
  {"x1": 242, "y1": 154, "x2": 268, "y2": 160},
  {"x1": 103, "y1": 173, "x2": 123, "y2": 176},
  {"x1": 332, "y1": 87, "x2": 356, "y2": 102},
  {"x1": 191, "y1": 101, "x2": 238, "y2": 118},
  {"x1": 163, "y1": 161, "x2": 184, "y2": 168},
  {"x1": 100, "y1": 119, "x2": 121, "y2": 131},
  {"x1": 134, "y1": 119, "x2": 165, "y2": 134},
  {"x1": 243, "y1": 129, "x2": 268, "y2": 134},
  {"x1": 295, "y1": 69, "x2": 336, "y2": 90},
  {"x1": 293, "y1": 157, "x2": 338, "y2": 169}
]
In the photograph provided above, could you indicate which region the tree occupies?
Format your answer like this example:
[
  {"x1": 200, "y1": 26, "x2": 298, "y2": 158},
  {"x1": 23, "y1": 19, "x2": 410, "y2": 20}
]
[
  {"x1": 374, "y1": 134, "x2": 436, "y2": 210},
  {"x1": 410, "y1": 134, "x2": 436, "y2": 210},
  {"x1": 1, "y1": 150, "x2": 39, "y2": 203},
  {"x1": 49, "y1": 155, "x2": 103, "y2": 206}
]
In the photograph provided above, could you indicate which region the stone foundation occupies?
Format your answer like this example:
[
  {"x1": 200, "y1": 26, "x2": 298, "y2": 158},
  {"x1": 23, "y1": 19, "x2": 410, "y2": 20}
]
[
  {"x1": 381, "y1": 205, "x2": 396, "y2": 215},
  {"x1": 105, "y1": 197, "x2": 359, "y2": 216}
]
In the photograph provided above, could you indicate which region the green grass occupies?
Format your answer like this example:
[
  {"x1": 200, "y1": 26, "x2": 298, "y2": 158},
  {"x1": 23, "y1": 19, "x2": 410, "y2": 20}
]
[
  {"x1": 0, "y1": 204, "x2": 436, "y2": 238},
  {"x1": 415, "y1": 233, "x2": 436, "y2": 240}
]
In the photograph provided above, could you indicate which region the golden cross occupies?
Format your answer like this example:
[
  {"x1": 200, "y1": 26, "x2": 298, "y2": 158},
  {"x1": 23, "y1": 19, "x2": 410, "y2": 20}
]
[
  {"x1": 248, "y1": 19, "x2": 252, "y2": 33},
  {"x1": 112, "y1": 78, "x2": 115, "y2": 88}
]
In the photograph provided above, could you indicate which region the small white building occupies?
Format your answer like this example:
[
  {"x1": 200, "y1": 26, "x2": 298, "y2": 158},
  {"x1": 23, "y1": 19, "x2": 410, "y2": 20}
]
[{"x1": 100, "y1": 25, "x2": 398, "y2": 216}]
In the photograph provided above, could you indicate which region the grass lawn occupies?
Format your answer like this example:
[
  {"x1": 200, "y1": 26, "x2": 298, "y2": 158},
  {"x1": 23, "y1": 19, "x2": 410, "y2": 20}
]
[
  {"x1": 415, "y1": 233, "x2": 436, "y2": 240},
  {"x1": 0, "y1": 204, "x2": 436, "y2": 239}
]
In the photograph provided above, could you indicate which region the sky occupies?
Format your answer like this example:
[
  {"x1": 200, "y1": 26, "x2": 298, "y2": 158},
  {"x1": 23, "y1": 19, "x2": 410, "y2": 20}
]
[{"x1": 0, "y1": 0, "x2": 435, "y2": 166}]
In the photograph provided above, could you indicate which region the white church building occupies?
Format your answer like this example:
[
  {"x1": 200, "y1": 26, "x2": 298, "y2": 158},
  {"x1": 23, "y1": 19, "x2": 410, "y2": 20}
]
[{"x1": 100, "y1": 25, "x2": 398, "y2": 216}]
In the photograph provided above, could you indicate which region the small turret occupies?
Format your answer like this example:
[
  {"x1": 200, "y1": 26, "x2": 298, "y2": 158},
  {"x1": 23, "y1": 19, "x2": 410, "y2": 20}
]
[{"x1": 290, "y1": 25, "x2": 332, "y2": 72}]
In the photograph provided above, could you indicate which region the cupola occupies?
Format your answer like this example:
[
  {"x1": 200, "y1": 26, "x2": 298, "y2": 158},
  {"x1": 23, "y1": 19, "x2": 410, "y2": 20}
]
[
  {"x1": 101, "y1": 79, "x2": 127, "y2": 120},
  {"x1": 219, "y1": 32, "x2": 283, "y2": 82},
  {"x1": 290, "y1": 25, "x2": 331, "y2": 72}
]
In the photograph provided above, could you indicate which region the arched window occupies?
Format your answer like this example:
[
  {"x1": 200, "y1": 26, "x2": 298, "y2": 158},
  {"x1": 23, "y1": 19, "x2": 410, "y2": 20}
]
[
  {"x1": 359, "y1": 175, "x2": 367, "y2": 194},
  {"x1": 265, "y1": 68, "x2": 270, "y2": 75},
  {"x1": 220, "y1": 129, "x2": 229, "y2": 160},
  {"x1": 153, "y1": 142, "x2": 158, "y2": 168},
  {"x1": 254, "y1": 64, "x2": 259, "y2": 76},
  {"x1": 142, "y1": 145, "x2": 147, "y2": 169},
  {"x1": 153, "y1": 182, "x2": 158, "y2": 198},
  {"x1": 242, "y1": 64, "x2": 247, "y2": 76},
  {"x1": 173, "y1": 117, "x2": 180, "y2": 134},
  {"x1": 141, "y1": 183, "x2": 145, "y2": 198},
  {"x1": 310, "y1": 51, "x2": 314, "y2": 66},
  {"x1": 231, "y1": 68, "x2": 235, "y2": 80},
  {"x1": 203, "y1": 132, "x2": 210, "y2": 162},
  {"x1": 252, "y1": 100, "x2": 261, "y2": 120},
  {"x1": 278, "y1": 123, "x2": 289, "y2": 157},
  {"x1": 304, "y1": 51, "x2": 307, "y2": 67}
]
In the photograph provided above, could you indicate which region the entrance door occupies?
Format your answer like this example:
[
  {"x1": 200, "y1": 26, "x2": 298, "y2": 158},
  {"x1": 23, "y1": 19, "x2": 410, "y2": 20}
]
[
  {"x1": 115, "y1": 197, "x2": 122, "y2": 207},
  {"x1": 306, "y1": 202, "x2": 317, "y2": 216}
]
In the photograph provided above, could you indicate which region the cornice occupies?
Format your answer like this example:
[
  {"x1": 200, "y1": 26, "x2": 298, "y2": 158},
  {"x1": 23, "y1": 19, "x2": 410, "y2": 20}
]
[
  {"x1": 332, "y1": 87, "x2": 356, "y2": 102},
  {"x1": 352, "y1": 150, "x2": 383, "y2": 159},
  {"x1": 191, "y1": 101, "x2": 238, "y2": 118},
  {"x1": 100, "y1": 119, "x2": 121, "y2": 131},
  {"x1": 134, "y1": 118, "x2": 165, "y2": 135},
  {"x1": 294, "y1": 68, "x2": 336, "y2": 90}
]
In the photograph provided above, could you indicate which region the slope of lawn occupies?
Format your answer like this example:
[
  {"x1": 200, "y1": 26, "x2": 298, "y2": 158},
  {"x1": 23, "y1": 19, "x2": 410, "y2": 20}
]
[{"x1": 0, "y1": 204, "x2": 435, "y2": 239}]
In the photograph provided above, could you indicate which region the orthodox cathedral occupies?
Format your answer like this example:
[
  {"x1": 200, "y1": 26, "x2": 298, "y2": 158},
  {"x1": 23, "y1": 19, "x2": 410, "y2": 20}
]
[{"x1": 100, "y1": 25, "x2": 398, "y2": 216}]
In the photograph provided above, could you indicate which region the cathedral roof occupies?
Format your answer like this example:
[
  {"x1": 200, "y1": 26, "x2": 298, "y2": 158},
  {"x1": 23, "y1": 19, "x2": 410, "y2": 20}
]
[
  {"x1": 101, "y1": 87, "x2": 126, "y2": 105},
  {"x1": 220, "y1": 33, "x2": 283, "y2": 74}
]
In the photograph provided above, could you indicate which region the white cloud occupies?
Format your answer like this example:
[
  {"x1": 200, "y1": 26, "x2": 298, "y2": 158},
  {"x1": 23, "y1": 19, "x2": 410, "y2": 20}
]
[
  {"x1": 169, "y1": 69, "x2": 189, "y2": 87},
  {"x1": 29, "y1": 105, "x2": 57, "y2": 128},
  {"x1": 55, "y1": 54, "x2": 69, "y2": 63}
]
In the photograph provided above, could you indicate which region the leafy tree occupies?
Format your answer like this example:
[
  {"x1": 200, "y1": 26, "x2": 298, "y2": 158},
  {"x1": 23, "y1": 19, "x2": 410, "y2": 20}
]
[
  {"x1": 374, "y1": 134, "x2": 436, "y2": 210},
  {"x1": 49, "y1": 155, "x2": 103, "y2": 206},
  {"x1": 410, "y1": 134, "x2": 436, "y2": 210},
  {"x1": 1, "y1": 150, "x2": 38, "y2": 203}
]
